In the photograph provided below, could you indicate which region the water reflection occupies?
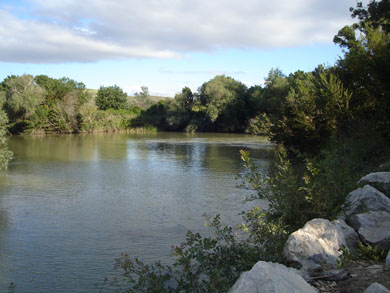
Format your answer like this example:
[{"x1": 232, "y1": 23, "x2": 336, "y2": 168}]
[{"x1": 1, "y1": 132, "x2": 272, "y2": 292}]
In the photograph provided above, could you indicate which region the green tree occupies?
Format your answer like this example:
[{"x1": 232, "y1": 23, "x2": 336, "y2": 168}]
[
  {"x1": 267, "y1": 69, "x2": 352, "y2": 154},
  {"x1": 260, "y1": 68, "x2": 289, "y2": 115},
  {"x1": 334, "y1": 0, "x2": 390, "y2": 138},
  {"x1": 78, "y1": 100, "x2": 99, "y2": 132},
  {"x1": 350, "y1": 0, "x2": 390, "y2": 33},
  {"x1": 95, "y1": 85, "x2": 128, "y2": 110},
  {"x1": 35, "y1": 75, "x2": 86, "y2": 101},
  {"x1": 134, "y1": 86, "x2": 152, "y2": 109},
  {"x1": 174, "y1": 86, "x2": 194, "y2": 112},
  {"x1": 5, "y1": 75, "x2": 45, "y2": 120},
  {"x1": 0, "y1": 110, "x2": 13, "y2": 170},
  {"x1": 33, "y1": 75, "x2": 91, "y2": 133},
  {"x1": 199, "y1": 75, "x2": 249, "y2": 132}
]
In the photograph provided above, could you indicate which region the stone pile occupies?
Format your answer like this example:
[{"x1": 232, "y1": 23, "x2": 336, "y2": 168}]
[{"x1": 230, "y1": 172, "x2": 390, "y2": 293}]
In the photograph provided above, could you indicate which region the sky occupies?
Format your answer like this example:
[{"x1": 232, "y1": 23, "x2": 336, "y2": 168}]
[{"x1": 0, "y1": 0, "x2": 365, "y2": 97}]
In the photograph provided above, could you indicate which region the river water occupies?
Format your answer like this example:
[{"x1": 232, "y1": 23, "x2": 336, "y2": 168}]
[{"x1": 0, "y1": 132, "x2": 272, "y2": 292}]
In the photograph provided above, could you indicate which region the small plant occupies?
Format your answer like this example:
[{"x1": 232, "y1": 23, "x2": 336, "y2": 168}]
[
  {"x1": 357, "y1": 241, "x2": 387, "y2": 262},
  {"x1": 336, "y1": 245, "x2": 354, "y2": 268}
]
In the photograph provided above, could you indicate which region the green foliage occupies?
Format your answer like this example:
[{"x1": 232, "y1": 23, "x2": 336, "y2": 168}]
[
  {"x1": 133, "y1": 86, "x2": 154, "y2": 109},
  {"x1": 239, "y1": 138, "x2": 367, "y2": 231},
  {"x1": 357, "y1": 241, "x2": 387, "y2": 262},
  {"x1": 4, "y1": 74, "x2": 46, "y2": 120},
  {"x1": 198, "y1": 75, "x2": 249, "y2": 132},
  {"x1": 104, "y1": 214, "x2": 281, "y2": 293},
  {"x1": 25, "y1": 104, "x2": 51, "y2": 133},
  {"x1": 174, "y1": 87, "x2": 194, "y2": 112},
  {"x1": 259, "y1": 68, "x2": 290, "y2": 115},
  {"x1": 35, "y1": 75, "x2": 87, "y2": 102},
  {"x1": 240, "y1": 146, "x2": 313, "y2": 230},
  {"x1": 244, "y1": 113, "x2": 271, "y2": 135},
  {"x1": 0, "y1": 110, "x2": 13, "y2": 170},
  {"x1": 334, "y1": 0, "x2": 390, "y2": 139},
  {"x1": 336, "y1": 245, "x2": 353, "y2": 268},
  {"x1": 350, "y1": 0, "x2": 390, "y2": 33},
  {"x1": 267, "y1": 70, "x2": 352, "y2": 154},
  {"x1": 78, "y1": 100, "x2": 99, "y2": 132},
  {"x1": 96, "y1": 85, "x2": 128, "y2": 110}
]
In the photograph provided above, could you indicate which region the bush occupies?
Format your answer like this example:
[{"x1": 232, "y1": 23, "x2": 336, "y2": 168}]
[
  {"x1": 103, "y1": 214, "x2": 281, "y2": 293},
  {"x1": 95, "y1": 85, "x2": 128, "y2": 110},
  {"x1": 0, "y1": 110, "x2": 13, "y2": 170}
]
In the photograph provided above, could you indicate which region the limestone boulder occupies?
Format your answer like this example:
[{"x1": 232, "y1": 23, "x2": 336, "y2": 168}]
[
  {"x1": 332, "y1": 219, "x2": 359, "y2": 251},
  {"x1": 230, "y1": 261, "x2": 316, "y2": 293},
  {"x1": 364, "y1": 282, "x2": 390, "y2": 293},
  {"x1": 344, "y1": 185, "x2": 390, "y2": 216},
  {"x1": 284, "y1": 218, "x2": 346, "y2": 270},
  {"x1": 359, "y1": 172, "x2": 390, "y2": 196},
  {"x1": 347, "y1": 211, "x2": 390, "y2": 250}
]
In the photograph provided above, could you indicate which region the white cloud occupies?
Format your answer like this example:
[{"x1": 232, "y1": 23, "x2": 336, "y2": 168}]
[
  {"x1": 0, "y1": 10, "x2": 178, "y2": 63},
  {"x1": 0, "y1": 0, "x2": 363, "y2": 63}
]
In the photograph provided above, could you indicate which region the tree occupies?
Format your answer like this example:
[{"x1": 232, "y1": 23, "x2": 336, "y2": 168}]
[
  {"x1": 139, "y1": 86, "x2": 149, "y2": 98},
  {"x1": 0, "y1": 110, "x2": 13, "y2": 170},
  {"x1": 134, "y1": 86, "x2": 151, "y2": 109},
  {"x1": 349, "y1": 0, "x2": 390, "y2": 33},
  {"x1": 174, "y1": 86, "x2": 194, "y2": 112},
  {"x1": 5, "y1": 75, "x2": 45, "y2": 120},
  {"x1": 95, "y1": 85, "x2": 128, "y2": 110},
  {"x1": 260, "y1": 69, "x2": 289, "y2": 114},
  {"x1": 334, "y1": 0, "x2": 390, "y2": 138},
  {"x1": 269, "y1": 70, "x2": 352, "y2": 154},
  {"x1": 199, "y1": 75, "x2": 249, "y2": 132},
  {"x1": 35, "y1": 75, "x2": 90, "y2": 104}
]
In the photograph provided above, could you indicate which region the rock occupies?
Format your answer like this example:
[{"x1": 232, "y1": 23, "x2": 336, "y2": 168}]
[
  {"x1": 344, "y1": 185, "x2": 390, "y2": 216},
  {"x1": 347, "y1": 211, "x2": 390, "y2": 250},
  {"x1": 359, "y1": 172, "x2": 390, "y2": 196},
  {"x1": 385, "y1": 250, "x2": 390, "y2": 270},
  {"x1": 332, "y1": 219, "x2": 359, "y2": 251},
  {"x1": 229, "y1": 261, "x2": 316, "y2": 293},
  {"x1": 284, "y1": 218, "x2": 346, "y2": 271},
  {"x1": 364, "y1": 282, "x2": 390, "y2": 293}
]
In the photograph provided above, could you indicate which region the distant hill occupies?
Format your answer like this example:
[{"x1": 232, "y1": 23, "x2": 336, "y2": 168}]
[
  {"x1": 127, "y1": 95, "x2": 170, "y2": 109},
  {"x1": 87, "y1": 89, "x2": 170, "y2": 109}
]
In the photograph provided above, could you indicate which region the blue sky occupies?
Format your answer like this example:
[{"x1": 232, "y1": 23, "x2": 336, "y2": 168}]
[{"x1": 0, "y1": 0, "x2": 363, "y2": 96}]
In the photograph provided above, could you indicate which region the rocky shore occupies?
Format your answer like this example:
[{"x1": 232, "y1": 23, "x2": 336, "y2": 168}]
[{"x1": 230, "y1": 172, "x2": 390, "y2": 293}]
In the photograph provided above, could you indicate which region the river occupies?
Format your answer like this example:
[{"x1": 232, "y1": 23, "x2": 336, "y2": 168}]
[{"x1": 0, "y1": 132, "x2": 272, "y2": 292}]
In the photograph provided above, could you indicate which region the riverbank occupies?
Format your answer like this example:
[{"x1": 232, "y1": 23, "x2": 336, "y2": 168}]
[
  {"x1": 19, "y1": 125, "x2": 157, "y2": 135},
  {"x1": 231, "y1": 172, "x2": 390, "y2": 293}
]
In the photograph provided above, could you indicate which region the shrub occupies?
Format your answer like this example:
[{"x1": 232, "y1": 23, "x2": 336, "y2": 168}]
[{"x1": 96, "y1": 85, "x2": 128, "y2": 110}]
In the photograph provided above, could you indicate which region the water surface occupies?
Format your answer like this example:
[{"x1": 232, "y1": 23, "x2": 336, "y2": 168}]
[{"x1": 0, "y1": 132, "x2": 272, "y2": 292}]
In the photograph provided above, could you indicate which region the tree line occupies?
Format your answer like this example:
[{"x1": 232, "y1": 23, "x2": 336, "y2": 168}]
[
  {"x1": 1, "y1": 0, "x2": 389, "y2": 158},
  {"x1": 0, "y1": 0, "x2": 388, "y2": 159}
]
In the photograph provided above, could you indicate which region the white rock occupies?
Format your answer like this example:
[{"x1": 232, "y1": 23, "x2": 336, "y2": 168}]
[
  {"x1": 284, "y1": 218, "x2": 346, "y2": 270},
  {"x1": 359, "y1": 172, "x2": 390, "y2": 196},
  {"x1": 230, "y1": 261, "x2": 316, "y2": 293},
  {"x1": 347, "y1": 211, "x2": 390, "y2": 250},
  {"x1": 332, "y1": 219, "x2": 359, "y2": 251},
  {"x1": 364, "y1": 282, "x2": 390, "y2": 293},
  {"x1": 385, "y1": 250, "x2": 390, "y2": 270},
  {"x1": 345, "y1": 185, "x2": 390, "y2": 216}
]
